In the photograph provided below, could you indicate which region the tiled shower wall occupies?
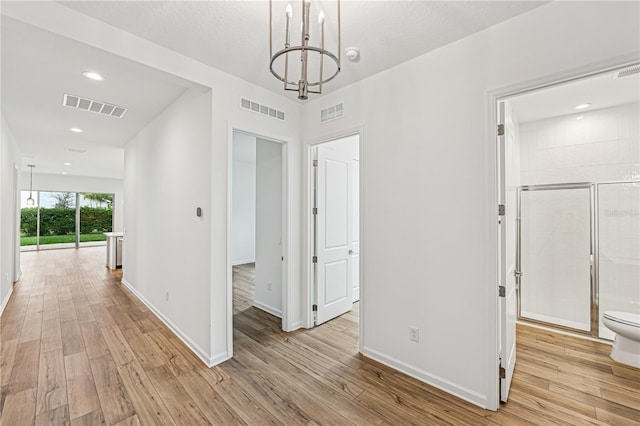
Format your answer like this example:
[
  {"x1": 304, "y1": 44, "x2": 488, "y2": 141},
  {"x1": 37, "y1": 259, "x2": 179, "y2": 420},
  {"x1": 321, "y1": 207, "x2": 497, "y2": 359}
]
[
  {"x1": 519, "y1": 102, "x2": 639, "y2": 185},
  {"x1": 517, "y1": 102, "x2": 639, "y2": 339}
]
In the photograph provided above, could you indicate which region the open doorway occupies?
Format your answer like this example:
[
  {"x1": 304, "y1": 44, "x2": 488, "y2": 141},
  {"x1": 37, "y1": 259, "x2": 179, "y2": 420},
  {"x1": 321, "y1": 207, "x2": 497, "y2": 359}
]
[
  {"x1": 496, "y1": 63, "x2": 640, "y2": 403},
  {"x1": 230, "y1": 130, "x2": 288, "y2": 336},
  {"x1": 310, "y1": 134, "x2": 360, "y2": 327}
]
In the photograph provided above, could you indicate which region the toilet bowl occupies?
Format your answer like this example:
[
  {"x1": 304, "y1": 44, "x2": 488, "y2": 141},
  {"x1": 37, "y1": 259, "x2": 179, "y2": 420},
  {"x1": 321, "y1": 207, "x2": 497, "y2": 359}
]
[{"x1": 602, "y1": 311, "x2": 640, "y2": 368}]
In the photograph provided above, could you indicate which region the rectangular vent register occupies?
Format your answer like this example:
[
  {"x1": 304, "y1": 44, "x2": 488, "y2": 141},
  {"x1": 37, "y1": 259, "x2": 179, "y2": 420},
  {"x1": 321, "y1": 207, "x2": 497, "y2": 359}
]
[{"x1": 63, "y1": 94, "x2": 127, "y2": 118}]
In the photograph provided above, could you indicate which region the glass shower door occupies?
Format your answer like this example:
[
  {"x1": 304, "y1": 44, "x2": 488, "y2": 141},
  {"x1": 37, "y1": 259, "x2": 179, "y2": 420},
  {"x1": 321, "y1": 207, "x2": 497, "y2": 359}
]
[
  {"x1": 598, "y1": 182, "x2": 640, "y2": 339},
  {"x1": 519, "y1": 185, "x2": 593, "y2": 332}
]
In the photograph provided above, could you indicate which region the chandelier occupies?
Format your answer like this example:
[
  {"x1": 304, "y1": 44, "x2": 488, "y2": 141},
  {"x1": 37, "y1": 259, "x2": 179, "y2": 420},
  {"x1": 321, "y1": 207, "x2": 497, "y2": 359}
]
[
  {"x1": 269, "y1": 0, "x2": 341, "y2": 100},
  {"x1": 26, "y1": 164, "x2": 35, "y2": 206}
]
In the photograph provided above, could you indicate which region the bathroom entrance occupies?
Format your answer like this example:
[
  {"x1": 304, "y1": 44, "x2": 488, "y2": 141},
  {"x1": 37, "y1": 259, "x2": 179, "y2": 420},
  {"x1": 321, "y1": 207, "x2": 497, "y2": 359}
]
[{"x1": 497, "y1": 63, "x2": 640, "y2": 402}]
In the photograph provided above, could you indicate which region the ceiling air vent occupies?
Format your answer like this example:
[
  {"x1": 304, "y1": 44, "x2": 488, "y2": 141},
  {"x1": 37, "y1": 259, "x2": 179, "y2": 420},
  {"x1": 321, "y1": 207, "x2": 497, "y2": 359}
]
[
  {"x1": 66, "y1": 147, "x2": 87, "y2": 153},
  {"x1": 63, "y1": 94, "x2": 128, "y2": 118},
  {"x1": 320, "y1": 103, "x2": 343, "y2": 123},
  {"x1": 613, "y1": 65, "x2": 640, "y2": 79},
  {"x1": 239, "y1": 97, "x2": 285, "y2": 121}
]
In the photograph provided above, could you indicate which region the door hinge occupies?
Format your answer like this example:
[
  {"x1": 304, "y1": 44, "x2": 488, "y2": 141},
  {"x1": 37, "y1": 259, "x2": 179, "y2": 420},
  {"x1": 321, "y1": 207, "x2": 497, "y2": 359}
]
[
  {"x1": 500, "y1": 366, "x2": 506, "y2": 379},
  {"x1": 281, "y1": 256, "x2": 284, "y2": 261},
  {"x1": 498, "y1": 204, "x2": 505, "y2": 216},
  {"x1": 497, "y1": 124, "x2": 505, "y2": 136},
  {"x1": 313, "y1": 160, "x2": 318, "y2": 167},
  {"x1": 312, "y1": 256, "x2": 317, "y2": 263},
  {"x1": 312, "y1": 304, "x2": 317, "y2": 312},
  {"x1": 312, "y1": 207, "x2": 318, "y2": 215},
  {"x1": 499, "y1": 285, "x2": 506, "y2": 297}
]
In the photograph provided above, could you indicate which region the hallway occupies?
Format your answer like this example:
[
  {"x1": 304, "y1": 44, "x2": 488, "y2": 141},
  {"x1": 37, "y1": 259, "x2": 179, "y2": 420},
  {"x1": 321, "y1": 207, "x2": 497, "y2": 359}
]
[{"x1": 1, "y1": 247, "x2": 638, "y2": 425}]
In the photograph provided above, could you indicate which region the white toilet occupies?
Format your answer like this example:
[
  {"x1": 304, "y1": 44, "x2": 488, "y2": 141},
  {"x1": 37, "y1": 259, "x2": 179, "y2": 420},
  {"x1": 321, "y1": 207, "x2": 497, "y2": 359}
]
[{"x1": 602, "y1": 311, "x2": 640, "y2": 368}]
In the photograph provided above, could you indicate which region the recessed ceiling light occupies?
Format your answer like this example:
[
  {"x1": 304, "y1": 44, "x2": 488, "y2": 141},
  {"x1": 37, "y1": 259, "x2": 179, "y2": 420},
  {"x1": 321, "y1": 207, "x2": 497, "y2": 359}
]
[
  {"x1": 82, "y1": 71, "x2": 104, "y2": 81},
  {"x1": 575, "y1": 103, "x2": 591, "y2": 110},
  {"x1": 575, "y1": 115, "x2": 584, "y2": 120},
  {"x1": 61, "y1": 172, "x2": 68, "y2": 175},
  {"x1": 69, "y1": 127, "x2": 83, "y2": 133},
  {"x1": 64, "y1": 162, "x2": 71, "y2": 166}
]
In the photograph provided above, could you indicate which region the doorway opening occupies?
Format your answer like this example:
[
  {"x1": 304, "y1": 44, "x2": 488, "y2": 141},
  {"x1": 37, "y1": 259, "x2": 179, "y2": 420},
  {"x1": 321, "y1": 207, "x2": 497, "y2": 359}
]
[
  {"x1": 309, "y1": 134, "x2": 360, "y2": 330},
  {"x1": 230, "y1": 130, "x2": 288, "y2": 341},
  {"x1": 496, "y1": 63, "x2": 640, "y2": 403}
]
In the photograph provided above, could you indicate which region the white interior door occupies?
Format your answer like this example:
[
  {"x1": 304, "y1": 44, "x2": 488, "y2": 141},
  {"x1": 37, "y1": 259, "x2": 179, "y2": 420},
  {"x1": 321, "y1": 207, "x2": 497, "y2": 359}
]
[
  {"x1": 315, "y1": 144, "x2": 353, "y2": 325},
  {"x1": 499, "y1": 101, "x2": 517, "y2": 402},
  {"x1": 351, "y1": 158, "x2": 360, "y2": 303}
]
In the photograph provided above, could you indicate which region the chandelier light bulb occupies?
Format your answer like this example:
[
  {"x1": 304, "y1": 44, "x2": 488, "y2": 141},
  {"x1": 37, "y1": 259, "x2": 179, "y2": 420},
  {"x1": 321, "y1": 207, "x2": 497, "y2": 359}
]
[
  {"x1": 318, "y1": 10, "x2": 325, "y2": 24},
  {"x1": 285, "y1": 3, "x2": 292, "y2": 18}
]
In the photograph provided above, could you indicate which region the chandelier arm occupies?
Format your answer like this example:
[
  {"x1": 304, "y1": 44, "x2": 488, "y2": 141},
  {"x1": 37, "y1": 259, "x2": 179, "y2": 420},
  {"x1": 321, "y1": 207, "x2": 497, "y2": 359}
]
[
  {"x1": 338, "y1": 0, "x2": 341, "y2": 66},
  {"x1": 268, "y1": 0, "x2": 272, "y2": 60}
]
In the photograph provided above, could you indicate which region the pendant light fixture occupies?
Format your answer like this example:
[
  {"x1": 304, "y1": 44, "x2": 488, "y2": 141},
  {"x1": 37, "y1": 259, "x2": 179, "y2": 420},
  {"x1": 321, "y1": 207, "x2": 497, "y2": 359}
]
[
  {"x1": 269, "y1": 0, "x2": 341, "y2": 100},
  {"x1": 26, "y1": 164, "x2": 35, "y2": 206}
]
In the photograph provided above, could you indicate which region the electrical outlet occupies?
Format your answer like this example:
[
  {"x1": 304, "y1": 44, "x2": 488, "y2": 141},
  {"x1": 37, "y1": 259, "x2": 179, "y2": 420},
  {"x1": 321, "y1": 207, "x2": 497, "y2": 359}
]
[
  {"x1": 267, "y1": 282, "x2": 272, "y2": 291},
  {"x1": 409, "y1": 326, "x2": 419, "y2": 342},
  {"x1": 165, "y1": 290, "x2": 169, "y2": 301}
]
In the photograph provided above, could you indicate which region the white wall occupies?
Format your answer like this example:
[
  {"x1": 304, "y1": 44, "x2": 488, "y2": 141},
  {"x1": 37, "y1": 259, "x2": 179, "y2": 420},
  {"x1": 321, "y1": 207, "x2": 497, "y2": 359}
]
[
  {"x1": 0, "y1": 115, "x2": 21, "y2": 314},
  {"x1": 254, "y1": 138, "x2": 283, "y2": 317},
  {"x1": 123, "y1": 88, "x2": 213, "y2": 362},
  {"x1": 301, "y1": 1, "x2": 640, "y2": 409},
  {"x1": 21, "y1": 172, "x2": 124, "y2": 232},
  {"x1": 519, "y1": 103, "x2": 639, "y2": 185},
  {"x1": 231, "y1": 133, "x2": 256, "y2": 265}
]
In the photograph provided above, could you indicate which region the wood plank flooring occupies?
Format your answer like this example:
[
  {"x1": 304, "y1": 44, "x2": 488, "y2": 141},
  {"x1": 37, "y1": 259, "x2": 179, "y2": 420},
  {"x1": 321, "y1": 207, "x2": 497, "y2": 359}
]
[{"x1": 1, "y1": 248, "x2": 639, "y2": 425}]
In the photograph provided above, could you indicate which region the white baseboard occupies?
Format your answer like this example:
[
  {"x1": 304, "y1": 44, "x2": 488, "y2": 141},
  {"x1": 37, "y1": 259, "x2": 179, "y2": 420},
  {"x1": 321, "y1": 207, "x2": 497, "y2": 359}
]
[
  {"x1": 120, "y1": 278, "x2": 218, "y2": 367},
  {"x1": 253, "y1": 300, "x2": 282, "y2": 318},
  {"x1": 361, "y1": 346, "x2": 488, "y2": 410},
  {"x1": 0, "y1": 286, "x2": 14, "y2": 317},
  {"x1": 231, "y1": 259, "x2": 255, "y2": 266}
]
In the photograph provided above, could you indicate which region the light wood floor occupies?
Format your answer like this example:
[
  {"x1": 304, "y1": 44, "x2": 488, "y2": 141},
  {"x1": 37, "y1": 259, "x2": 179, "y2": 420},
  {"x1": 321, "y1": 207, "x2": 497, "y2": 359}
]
[{"x1": 1, "y1": 248, "x2": 639, "y2": 425}]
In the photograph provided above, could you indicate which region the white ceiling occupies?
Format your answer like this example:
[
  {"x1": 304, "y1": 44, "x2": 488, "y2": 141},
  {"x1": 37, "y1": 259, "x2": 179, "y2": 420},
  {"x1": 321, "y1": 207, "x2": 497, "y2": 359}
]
[
  {"x1": 1, "y1": 16, "x2": 205, "y2": 179},
  {"x1": 510, "y1": 69, "x2": 640, "y2": 124},
  {"x1": 58, "y1": 1, "x2": 547, "y2": 98},
  {"x1": 2, "y1": 1, "x2": 550, "y2": 181}
]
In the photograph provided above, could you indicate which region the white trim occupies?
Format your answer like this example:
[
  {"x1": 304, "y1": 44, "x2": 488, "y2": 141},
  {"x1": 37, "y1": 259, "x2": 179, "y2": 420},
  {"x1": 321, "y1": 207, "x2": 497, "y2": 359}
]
[
  {"x1": 120, "y1": 278, "x2": 225, "y2": 367},
  {"x1": 361, "y1": 346, "x2": 488, "y2": 409},
  {"x1": 486, "y1": 54, "x2": 640, "y2": 411},
  {"x1": 253, "y1": 301, "x2": 283, "y2": 319},
  {"x1": 0, "y1": 285, "x2": 14, "y2": 317},
  {"x1": 231, "y1": 259, "x2": 255, "y2": 266}
]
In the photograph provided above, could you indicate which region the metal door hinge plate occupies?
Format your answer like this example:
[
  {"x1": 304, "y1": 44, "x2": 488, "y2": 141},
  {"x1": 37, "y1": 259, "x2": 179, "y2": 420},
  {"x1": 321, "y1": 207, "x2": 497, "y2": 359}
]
[
  {"x1": 498, "y1": 204, "x2": 505, "y2": 216},
  {"x1": 312, "y1": 256, "x2": 317, "y2": 263},
  {"x1": 312, "y1": 207, "x2": 318, "y2": 215},
  {"x1": 499, "y1": 285, "x2": 506, "y2": 297},
  {"x1": 313, "y1": 160, "x2": 318, "y2": 167},
  {"x1": 498, "y1": 124, "x2": 505, "y2": 136},
  {"x1": 312, "y1": 304, "x2": 318, "y2": 311},
  {"x1": 500, "y1": 366, "x2": 506, "y2": 379}
]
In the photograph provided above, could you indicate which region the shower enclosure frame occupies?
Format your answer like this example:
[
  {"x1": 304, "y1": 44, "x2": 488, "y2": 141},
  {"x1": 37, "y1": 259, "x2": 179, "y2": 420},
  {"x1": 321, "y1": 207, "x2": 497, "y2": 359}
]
[
  {"x1": 517, "y1": 179, "x2": 640, "y2": 338},
  {"x1": 517, "y1": 182, "x2": 599, "y2": 336}
]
